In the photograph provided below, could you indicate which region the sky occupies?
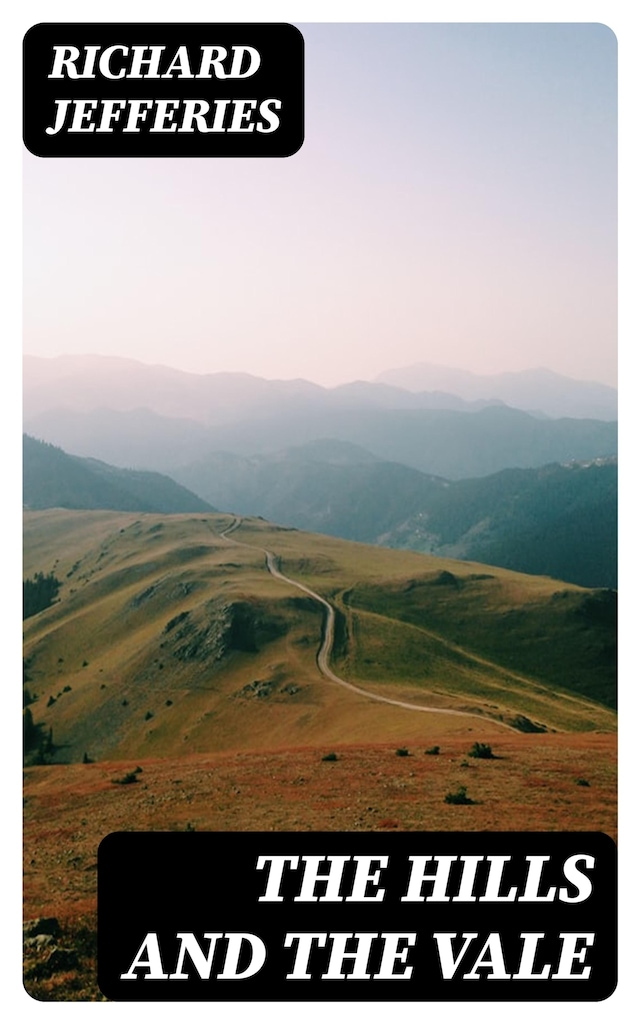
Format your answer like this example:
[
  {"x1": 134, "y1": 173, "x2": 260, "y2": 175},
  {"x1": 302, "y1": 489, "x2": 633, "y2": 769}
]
[{"x1": 22, "y1": 22, "x2": 617, "y2": 387}]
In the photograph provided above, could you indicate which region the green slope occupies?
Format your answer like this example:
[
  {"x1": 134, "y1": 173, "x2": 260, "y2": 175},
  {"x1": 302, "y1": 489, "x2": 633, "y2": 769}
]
[
  {"x1": 23, "y1": 434, "x2": 216, "y2": 514},
  {"x1": 23, "y1": 511, "x2": 616, "y2": 766}
]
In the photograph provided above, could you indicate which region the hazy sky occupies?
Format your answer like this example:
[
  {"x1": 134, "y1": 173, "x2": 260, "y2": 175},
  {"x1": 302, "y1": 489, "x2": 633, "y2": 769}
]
[{"x1": 23, "y1": 22, "x2": 617, "y2": 387}]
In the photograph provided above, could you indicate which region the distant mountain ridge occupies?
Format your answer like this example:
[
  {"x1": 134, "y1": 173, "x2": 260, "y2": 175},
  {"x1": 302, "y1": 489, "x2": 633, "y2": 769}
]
[
  {"x1": 376, "y1": 363, "x2": 617, "y2": 420},
  {"x1": 25, "y1": 401, "x2": 617, "y2": 479},
  {"x1": 23, "y1": 435, "x2": 216, "y2": 514},
  {"x1": 23, "y1": 354, "x2": 499, "y2": 426},
  {"x1": 23, "y1": 354, "x2": 617, "y2": 480},
  {"x1": 25, "y1": 353, "x2": 616, "y2": 423}
]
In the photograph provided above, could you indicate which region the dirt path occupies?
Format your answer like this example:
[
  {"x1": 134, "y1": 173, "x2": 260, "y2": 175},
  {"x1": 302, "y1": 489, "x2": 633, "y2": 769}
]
[{"x1": 219, "y1": 517, "x2": 519, "y2": 732}]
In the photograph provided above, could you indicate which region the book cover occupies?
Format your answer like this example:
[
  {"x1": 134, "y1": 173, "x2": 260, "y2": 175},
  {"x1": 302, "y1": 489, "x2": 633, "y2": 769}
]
[{"x1": 16, "y1": 3, "x2": 629, "y2": 1021}]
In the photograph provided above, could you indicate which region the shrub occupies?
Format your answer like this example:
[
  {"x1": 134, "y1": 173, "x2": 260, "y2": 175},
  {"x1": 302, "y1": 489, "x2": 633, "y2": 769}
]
[
  {"x1": 112, "y1": 772, "x2": 138, "y2": 785},
  {"x1": 425, "y1": 745, "x2": 440, "y2": 755},
  {"x1": 444, "y1": 786, "x2": 475, "y2": 805},
  {"x1": 576, "y1": 778, "x2": 590, "y2": 787},
  {"x1": 396, "y1": 747, "x2": 410, "y2": 757},
  {"x1": 468, "y1": 742, "x2": 495, "y2": 759},
  {"x1": 144, "y1": 711, "x2": 153, "y2": 721},
  {"x1": 512, "y1": 714, "x2": 546, "y2": 734},
  {"x1": 321, "y1": 752, "x2": 338, "y2": 762}
]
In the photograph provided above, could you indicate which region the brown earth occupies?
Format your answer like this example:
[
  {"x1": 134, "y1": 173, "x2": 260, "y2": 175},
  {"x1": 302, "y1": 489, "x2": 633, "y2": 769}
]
[{"x1": 23, "y1": 732, "x2": 615, "y2": 1000}]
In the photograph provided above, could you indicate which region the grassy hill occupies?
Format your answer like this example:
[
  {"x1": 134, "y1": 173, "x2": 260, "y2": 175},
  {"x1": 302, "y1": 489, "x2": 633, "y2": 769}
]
[{"x1": 23, "y1": 510, "x2": 616, "y2": 769}]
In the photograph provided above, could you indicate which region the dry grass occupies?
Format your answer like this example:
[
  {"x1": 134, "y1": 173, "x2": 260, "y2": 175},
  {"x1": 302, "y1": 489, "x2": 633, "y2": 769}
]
[
  {"x1": 24, "y1": 732, "x2": 616, "y2": 920},
  {"x1": 23, "y1": 734, "x2": 616, "y2": 1000}
]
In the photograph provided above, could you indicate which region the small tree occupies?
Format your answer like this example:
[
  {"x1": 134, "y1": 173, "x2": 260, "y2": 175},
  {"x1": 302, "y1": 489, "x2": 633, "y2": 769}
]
[
  {"x1": 23, "y1": 572, "x2": 61, "y2": 619},
  {"x1": 23, "y1": 707, "x2": 37, "y2": 749}
]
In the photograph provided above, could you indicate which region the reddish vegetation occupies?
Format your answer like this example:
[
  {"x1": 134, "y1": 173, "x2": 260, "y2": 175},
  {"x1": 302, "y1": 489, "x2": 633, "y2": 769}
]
[
  {"x1": 23, "y1": 732, "x2": 615, "y2": 999},
  {"x1": 24, "y1": 733, "x2": 616, "y2": 919}
]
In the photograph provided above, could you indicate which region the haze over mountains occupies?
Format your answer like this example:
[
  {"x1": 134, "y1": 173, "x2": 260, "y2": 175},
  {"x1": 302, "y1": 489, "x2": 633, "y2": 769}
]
[
  {"x1": 172, "y1": 442, "x2": 617, "y2": 590},
  {"x1": 25, "y1": 355, "x2": 617, "y2": 423},
  {"x1": 24, "y1": 355, "x2": 617, "y2": 479},
  {"x1": 377, "y1": 363, "x2": 617, "y2": 420},
  {"x1": 24, "y1": 434, "x2": 617, "y2": 590},
  {"x1": 23, "y1": 354, "x2": 617, "y2": 589},
  {"x1": 23, "y1": 354, "x2": 498, "y2": 426},
  {"x1": 23, "y1": 435, "x2": 215, "y2": 515}
]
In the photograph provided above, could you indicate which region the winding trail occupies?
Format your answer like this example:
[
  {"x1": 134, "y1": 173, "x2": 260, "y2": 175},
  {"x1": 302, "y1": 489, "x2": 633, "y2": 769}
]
[{"x1": 219, "y1": 517, "x2": 519, "y2": 732}]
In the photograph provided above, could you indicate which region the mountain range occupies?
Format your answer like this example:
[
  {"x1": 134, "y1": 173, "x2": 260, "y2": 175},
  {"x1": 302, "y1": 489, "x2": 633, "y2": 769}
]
[
  {"x1": 25, "y1": 354, "x2": 617, "y2": 423},
  {"x1": 23, "y1": 354, "x2": 498, "y2": 426},
  {"x1": 377, "y1": 363, "x2": 617, "y2": 420},
  {"x1": 24, "y1": 355, "x2": 617, "y2": 482},
  {"x1": 22, "y1": 354, "x2": 617, "y2": 588},
  {"x1": 25, "y1": 433, "x2": 616, "y2": 589}
]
